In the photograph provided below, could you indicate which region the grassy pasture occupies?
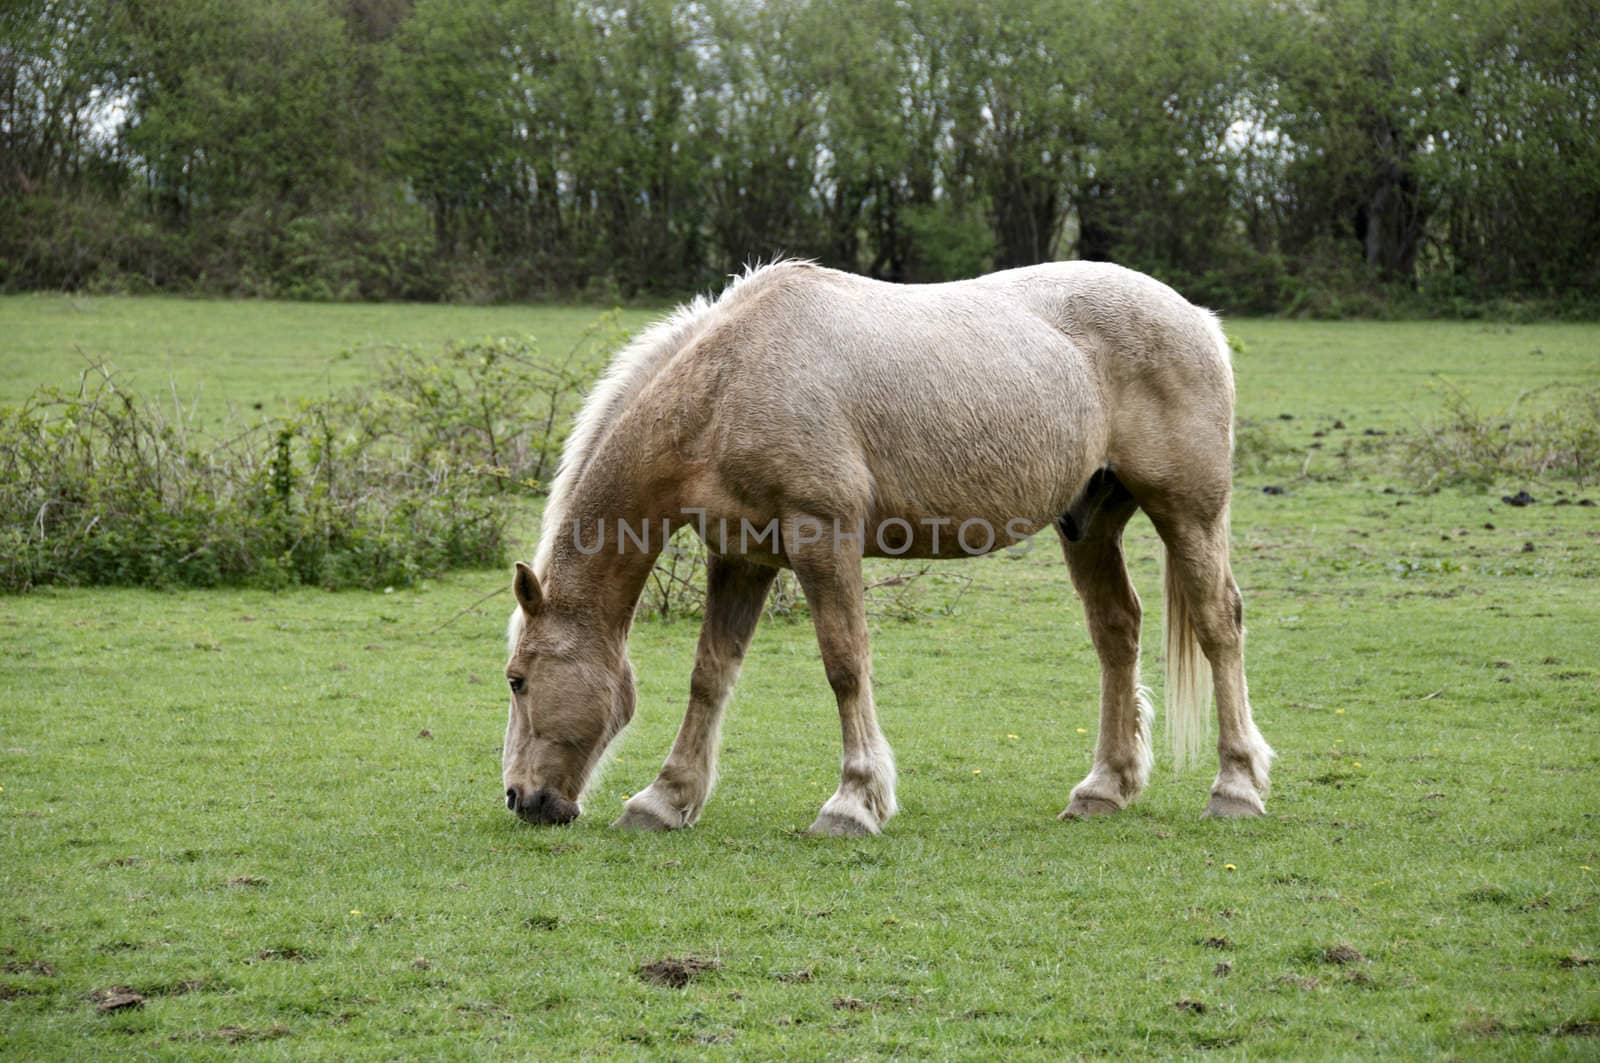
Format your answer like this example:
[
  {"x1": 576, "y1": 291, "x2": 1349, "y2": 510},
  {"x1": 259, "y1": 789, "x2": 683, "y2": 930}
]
[
  {"x1": 2, "y1": 297, "x2": 1599, "y2": 1058},
  {"x1": 0, "y1": 293, "x2": 664, "y2": 419}
]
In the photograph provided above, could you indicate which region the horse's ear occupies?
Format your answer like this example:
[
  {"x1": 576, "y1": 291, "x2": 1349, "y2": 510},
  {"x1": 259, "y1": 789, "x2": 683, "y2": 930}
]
[{"x1": 512, "y1": 561, "x2": 543, "y2": 615}]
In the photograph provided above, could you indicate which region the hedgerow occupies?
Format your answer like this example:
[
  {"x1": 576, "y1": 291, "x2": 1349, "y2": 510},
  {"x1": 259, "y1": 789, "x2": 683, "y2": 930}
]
[{"x1": 0, "y1": 323, "x2": 619, "y2": 592}]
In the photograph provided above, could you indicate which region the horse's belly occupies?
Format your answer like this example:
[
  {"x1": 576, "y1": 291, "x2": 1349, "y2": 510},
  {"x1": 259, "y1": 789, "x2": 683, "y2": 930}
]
[{"x1": 851, "y1": 365, "x2": 1105, "y2": 547}]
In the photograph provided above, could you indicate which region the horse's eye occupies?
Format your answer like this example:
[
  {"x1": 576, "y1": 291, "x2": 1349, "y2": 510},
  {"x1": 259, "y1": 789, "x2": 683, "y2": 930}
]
[{"x1": 508, "y1": 676, "x2": 526, "y2": 695}]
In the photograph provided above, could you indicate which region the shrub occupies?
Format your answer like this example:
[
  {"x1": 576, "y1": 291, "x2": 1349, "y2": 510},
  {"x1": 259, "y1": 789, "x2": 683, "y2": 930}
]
[
  {"x1": 0, "y1": 323, "x2": 622, "y2": 593},
  {"x1": 1400, "y1": 385, "x2": 1600, "y2": 490}
]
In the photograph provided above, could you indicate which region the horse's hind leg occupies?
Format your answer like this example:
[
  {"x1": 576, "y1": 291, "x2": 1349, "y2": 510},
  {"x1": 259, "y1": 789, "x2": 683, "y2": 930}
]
[
  {"x1": 1059, "y1": 480, "x2": 1152, "y2": 818},
  {"x1": 1148, "y1": 501, "x2": 1274, "y2": 818},
  {"x1": 613, "y1": 554, "x2": 776, "y2": 831},
  {"x1": 788, "y1": 524, "x2": 897, "y2": 837}
]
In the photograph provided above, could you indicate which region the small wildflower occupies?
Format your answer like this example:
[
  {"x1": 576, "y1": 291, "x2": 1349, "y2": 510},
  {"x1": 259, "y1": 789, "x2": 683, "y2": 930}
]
[
  {"x1": 1224, "y1": 864, "x2": 1237, "y2": 872},
  {"x1": 349, "y1": 909, "x2": 363, "y2": 916},
  {"x1": 1583, "y1": 865, "x2": 1593, "y2": 873},
  {"x1": 1006, "y1": 734, "x2": 1019, "y2": 741},
  {"x1": 1352, "y1": 761, "x2": 1362, "y2": 769},
  {"x1": 972, "y1": 769, "x2": 982, "y2": 776},
  {"x1": 1335, "y1": 708, "x2": 1345, "y2": 715},
  {"x1": 1076, "y1": 727, "x2": 1088, "y2": 734}
]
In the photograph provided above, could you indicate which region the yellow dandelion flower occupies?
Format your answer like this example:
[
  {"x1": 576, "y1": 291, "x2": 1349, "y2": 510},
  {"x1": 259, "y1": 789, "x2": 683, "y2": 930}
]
[
  {"x1": 1006, "y1": 734, "x2": 1019, "y2": 741},
  {"x1": 349, "y1": 909, "x2": 363, "y2": 916},
  {"x1": 1224, "y1": 863, "x2": 1237, "y2": 872},
  {"x1": 1076, "y1": 727, "x2": 1088, "y2": 734},
  {"x1": 1352, "y1": 761, "x2": 1362, "y2": 769},
  {"x1": 972, "y1": 769, "x2": 982, "y2": 775}
]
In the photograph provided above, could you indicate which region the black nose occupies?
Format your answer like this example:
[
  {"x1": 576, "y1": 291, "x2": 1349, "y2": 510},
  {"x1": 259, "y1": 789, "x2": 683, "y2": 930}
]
[{"x1": 507, "y1": 786, "x2": 580, "y2": 826}]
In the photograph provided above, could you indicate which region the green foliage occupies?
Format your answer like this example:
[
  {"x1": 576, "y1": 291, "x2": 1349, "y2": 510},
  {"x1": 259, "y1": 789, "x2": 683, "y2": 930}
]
[
  {"x1": 4, "y1": 0, "x2": 1596, "y2": 311},
  {"x1": 1401, "y1": 385, "x2": 1600, "y2": 489},
  {"x1": 0, "y1": 325, "x2": 618, "y2": 592}
]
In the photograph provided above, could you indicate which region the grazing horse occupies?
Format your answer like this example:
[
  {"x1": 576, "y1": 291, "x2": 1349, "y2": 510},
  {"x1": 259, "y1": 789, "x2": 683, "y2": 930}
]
[{"x1": 502, "y1": 260, "x2": 1273, "y2": 835}]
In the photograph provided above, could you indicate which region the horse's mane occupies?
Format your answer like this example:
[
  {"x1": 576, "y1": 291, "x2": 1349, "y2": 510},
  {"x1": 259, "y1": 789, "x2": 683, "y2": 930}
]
[{"x1": 529, "y1": 259, "x2": 813, "y2": 580}]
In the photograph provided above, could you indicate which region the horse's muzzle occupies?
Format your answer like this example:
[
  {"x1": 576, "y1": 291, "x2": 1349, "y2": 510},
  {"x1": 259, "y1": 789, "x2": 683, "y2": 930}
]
[{"x1": 507, "y1": 786, "x2": 580, "y2": 826}]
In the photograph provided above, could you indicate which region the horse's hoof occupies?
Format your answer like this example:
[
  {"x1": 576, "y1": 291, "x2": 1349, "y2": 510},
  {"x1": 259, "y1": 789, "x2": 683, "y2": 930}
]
[
  {"x1": 1060, "y1": 795, "x2": 1123, "y2": 819},
  {"x1": 807, "y1": 811, "x2": 878, "y2": 837},
  {"x1": 1202, "y1": 793, "x2": 1265, "y2": 819},
  {"x1": 611, "y1": 804, "x2": 679, "y2": 831}
]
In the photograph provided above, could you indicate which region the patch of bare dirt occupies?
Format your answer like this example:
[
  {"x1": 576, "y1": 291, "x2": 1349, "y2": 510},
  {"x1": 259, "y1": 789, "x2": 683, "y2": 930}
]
[
  {"x1": 172, "y1": 1024, "x2": 291, "y2": 1044},
  {"x1": 773, "y1": 968, "x2": 814, "y2": 984},
  {"x1": 1320, "y1": 944, "x2": 1365, "y2": 965},
  {"x1": 255, "y1": 947, "x2": 313, "y2": 963},
  {"x1": 1274, "y1": 975, "x2": 1321, "y2": 991},
  {"x1": 637, "y1": 955, "x2": 719, "y2": 989},
  {"x1": 832, "y1": 996, "x2": 873, "y2": 1012},
  {"x1": 2, "y1": 960, "x2": 55, "y2": 976},
  {"x1": 1559, "y1": 954, "x2": 1595, "y2": 969},
  {"x1": 92, "y1": 986, "x2": 145, "y2": 1012},
  {"x1": 226, "y1": 875, "x2": 267, "y2": 888},
  {"x1": 1174, "y1": 999, "x2": 1207, "y2": 1014}
]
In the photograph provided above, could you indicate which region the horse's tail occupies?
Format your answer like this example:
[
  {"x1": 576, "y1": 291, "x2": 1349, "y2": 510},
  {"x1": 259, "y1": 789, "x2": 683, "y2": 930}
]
[{"x1": 1163, "y1": 546, "x2": 1212, "y2": 768}]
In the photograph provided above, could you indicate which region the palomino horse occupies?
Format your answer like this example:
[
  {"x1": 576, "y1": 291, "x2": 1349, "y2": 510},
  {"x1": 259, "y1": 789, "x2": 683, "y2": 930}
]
[{"x1": 502, "y1": 260, "x2": 1273, "y2": 835}]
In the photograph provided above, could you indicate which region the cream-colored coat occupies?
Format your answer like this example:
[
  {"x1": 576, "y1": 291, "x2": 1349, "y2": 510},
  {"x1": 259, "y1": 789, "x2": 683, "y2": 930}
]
[{"x1": 503, "y1": 261, "x2": 1273, "y2": 834}]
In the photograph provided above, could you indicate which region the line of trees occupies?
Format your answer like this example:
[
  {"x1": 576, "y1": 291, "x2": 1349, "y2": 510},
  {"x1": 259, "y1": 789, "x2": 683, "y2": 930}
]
[{"x1": 3, "y1": 0, "x2": 1596, "y2": 312}]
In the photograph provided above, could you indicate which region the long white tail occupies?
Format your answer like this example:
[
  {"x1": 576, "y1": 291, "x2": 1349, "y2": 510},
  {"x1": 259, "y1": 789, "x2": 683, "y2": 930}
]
[{"x1": 1163, "y1": 548, "x2": 1212, "y2": 768}]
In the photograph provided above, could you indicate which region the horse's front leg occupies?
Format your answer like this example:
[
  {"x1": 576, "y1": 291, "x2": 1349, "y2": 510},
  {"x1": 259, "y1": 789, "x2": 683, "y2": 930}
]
[
  {"x1": 613, "y1": 554, "x2": 776, "y2": 831},
  {"x1": 1059, "y1": 493, "x2": 1152, "y2": 817},
  {"x1": 789, "y1": 527, "x2": 897, "y2": 837}
]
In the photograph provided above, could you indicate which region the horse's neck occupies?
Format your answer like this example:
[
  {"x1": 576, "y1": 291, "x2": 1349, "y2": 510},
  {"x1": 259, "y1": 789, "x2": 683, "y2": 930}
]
[
  {"x1": 547, "y1": 542, "x2": 658, "y2": 642},
  {"x1": 544, "y1": 456, "x2": 672, "y2": 638}
]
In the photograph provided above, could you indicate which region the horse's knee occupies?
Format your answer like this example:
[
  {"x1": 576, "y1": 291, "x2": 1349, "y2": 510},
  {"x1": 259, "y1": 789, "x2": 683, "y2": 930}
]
[
  {"x1": 688, "y1": 658, "x2": 734, "y2": 706},
  {"x1": 1088, "y1": 599, "x2": 1142, "y2": 666},
  {"x1": 823, "y1": 658, "x2": 864, "y2": 701}
]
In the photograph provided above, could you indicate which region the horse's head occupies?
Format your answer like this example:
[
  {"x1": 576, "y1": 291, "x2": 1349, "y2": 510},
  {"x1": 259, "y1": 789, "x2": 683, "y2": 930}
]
[{"x1": 501, "y1": 561, "x2": 636, "y2": 825}]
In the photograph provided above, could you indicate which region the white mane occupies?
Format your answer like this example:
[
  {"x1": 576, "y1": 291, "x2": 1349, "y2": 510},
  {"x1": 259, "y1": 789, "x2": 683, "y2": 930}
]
[{"x1": 527, "y1": 259, "x2": 812, "y2": 583}]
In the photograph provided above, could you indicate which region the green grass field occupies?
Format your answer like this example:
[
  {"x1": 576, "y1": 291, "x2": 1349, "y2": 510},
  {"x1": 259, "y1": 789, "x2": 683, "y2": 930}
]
[{"x1": 2, "y1": 296, "x2": 1598, "y2": 1058}]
